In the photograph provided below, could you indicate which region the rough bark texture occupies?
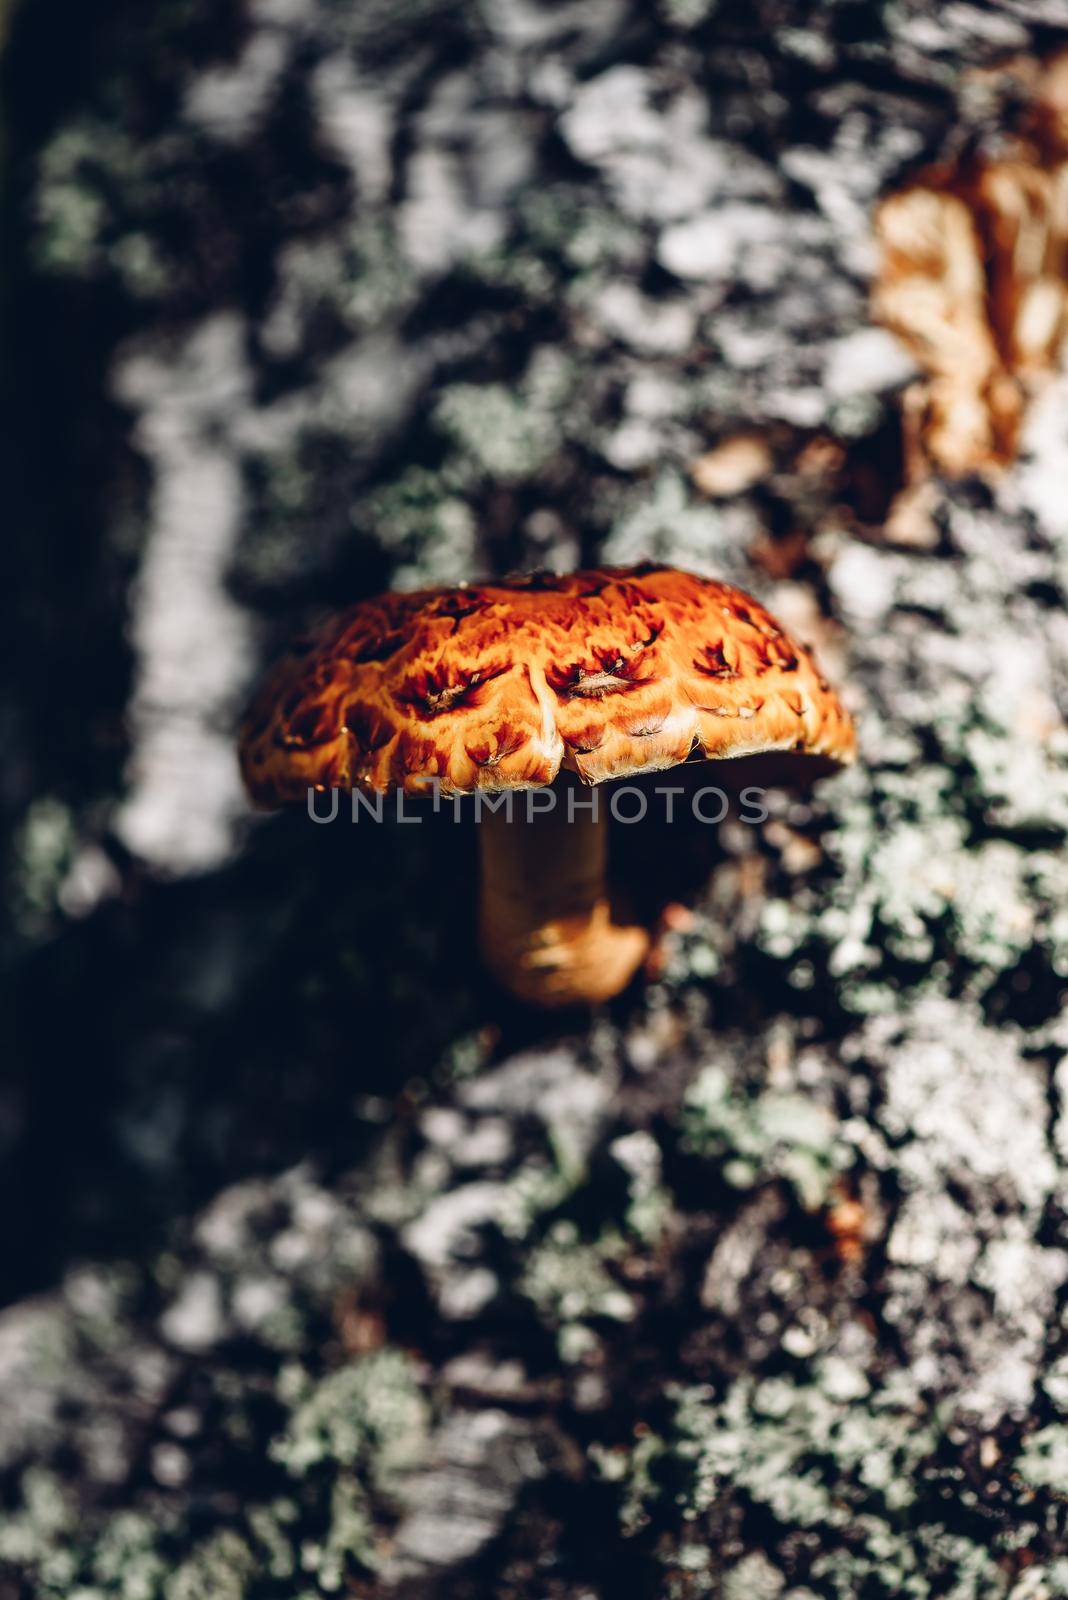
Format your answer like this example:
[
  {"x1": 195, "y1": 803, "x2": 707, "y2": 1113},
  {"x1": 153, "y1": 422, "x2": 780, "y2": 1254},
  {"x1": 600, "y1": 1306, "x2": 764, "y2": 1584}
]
[{"x1": 4, "y1": 0, "x2": 1068, "y2": 1595}]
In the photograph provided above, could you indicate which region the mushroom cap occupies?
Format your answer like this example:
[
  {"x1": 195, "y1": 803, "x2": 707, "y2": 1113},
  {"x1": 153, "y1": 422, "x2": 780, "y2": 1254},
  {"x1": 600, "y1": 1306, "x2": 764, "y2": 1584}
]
[{"x1": 239, "y1": 565, "x2": 855, "y2": 805}]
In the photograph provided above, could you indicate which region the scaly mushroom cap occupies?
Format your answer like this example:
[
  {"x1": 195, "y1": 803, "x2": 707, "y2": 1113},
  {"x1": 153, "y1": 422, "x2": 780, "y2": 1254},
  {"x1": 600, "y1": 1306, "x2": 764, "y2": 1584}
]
[{"x1": 239, "y1": 565, "x2": 855, "y2": 805}]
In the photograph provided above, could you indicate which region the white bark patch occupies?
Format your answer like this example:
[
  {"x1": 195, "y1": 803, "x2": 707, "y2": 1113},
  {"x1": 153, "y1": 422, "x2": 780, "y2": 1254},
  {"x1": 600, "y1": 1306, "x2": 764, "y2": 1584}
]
[{"x1": 113, "y1": 315, "x2": 254, "y2": 873}]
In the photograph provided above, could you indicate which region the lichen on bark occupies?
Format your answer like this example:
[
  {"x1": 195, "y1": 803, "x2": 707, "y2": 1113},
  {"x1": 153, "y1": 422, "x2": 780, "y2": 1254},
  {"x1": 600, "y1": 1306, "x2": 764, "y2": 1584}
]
[{"x1": 5, "y1": 0, "x2": 1068, "y2": 1596}]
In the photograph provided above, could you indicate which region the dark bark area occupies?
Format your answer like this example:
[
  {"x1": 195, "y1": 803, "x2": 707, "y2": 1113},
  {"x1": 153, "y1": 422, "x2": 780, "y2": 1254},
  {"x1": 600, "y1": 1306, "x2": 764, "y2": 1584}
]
[{"x1": 3, "y1": 0, "x2": 1068, "y2": 1594}]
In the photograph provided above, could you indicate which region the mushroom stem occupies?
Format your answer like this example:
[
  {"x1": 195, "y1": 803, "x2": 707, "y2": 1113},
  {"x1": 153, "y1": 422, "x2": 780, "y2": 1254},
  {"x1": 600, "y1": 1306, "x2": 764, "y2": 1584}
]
[{"x1": 477, "y1": 777, "x2": 650, "y2": 1007}]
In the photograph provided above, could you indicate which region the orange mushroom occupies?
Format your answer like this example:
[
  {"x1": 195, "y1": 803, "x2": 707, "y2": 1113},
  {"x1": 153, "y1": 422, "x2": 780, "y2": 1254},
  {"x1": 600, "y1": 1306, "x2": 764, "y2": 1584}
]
[{"x1": 239, "y1": 565, "x2": 854, "y2": 1007}]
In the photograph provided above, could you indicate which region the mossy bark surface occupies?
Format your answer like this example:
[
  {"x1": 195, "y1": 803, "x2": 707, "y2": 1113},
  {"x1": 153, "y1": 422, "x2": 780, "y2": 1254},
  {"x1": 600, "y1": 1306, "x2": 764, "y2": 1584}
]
[{"x1": 4, "y1": 2, "x2": 1068, "y2": 1596}]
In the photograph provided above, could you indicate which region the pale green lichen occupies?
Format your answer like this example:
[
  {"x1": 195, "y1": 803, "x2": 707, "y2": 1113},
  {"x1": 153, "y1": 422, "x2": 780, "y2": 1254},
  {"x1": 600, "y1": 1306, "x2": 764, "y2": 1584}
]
[
  {"x1": 0, "y1": 1470, "x2": 80, "y2": 1595},
  {"x1": 682, "y1": 1064, "x2": 850, "y2": 1210},
  {"x1": 601, "y1": 468, "x2": 754, "y2": 581},
  {"x1": 755, "y1": 500, "x2": 1068, "y2": 1017},
  {"x1": 1016, "y1": 1426, "x2": 1068, "y2": 1494},
  {"x1": 433, "y1": 350, "x2": 575, "y2": 484},
  {"x1": 610, "y1": 1130, "x2": 670, "y2": 1244},
  {"x1": 298, "y1": 1477, "x2": 375, "y2": 1593},
  {"x1": 10, "y1": 796, "x2": 76, "y2": 937},
  {"x1": 0, "y1": 1348, "x2": 429, "y2": 1597},
  {"x1": 671, "y1": 1373, "x2": 938, "y2": 1525},
  {"x1": 520, "y1": 1220, "x2": 635, "y2": 1352},
  {"x1": 365, "y1": 466, "x2": 480, "y2": 589},
  {"x1": 163, "y1": 1531, "x2": 258, "y2": 1600},
  {"x1": 8, "y1": 1, "x2": 1068, "y2": 1594},
  {"x1": 271, "y1": 1350, "x2": 429, "y2": 1490},
  {"x1": 34, "y1": 119, "x2": 180, "y2": 297}
]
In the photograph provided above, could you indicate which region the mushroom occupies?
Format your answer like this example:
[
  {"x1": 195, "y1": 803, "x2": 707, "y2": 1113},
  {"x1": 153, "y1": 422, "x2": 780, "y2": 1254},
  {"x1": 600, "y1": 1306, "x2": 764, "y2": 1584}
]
[{"x1": 239, "y1": 565, "x2": 854, "y2": 1007}]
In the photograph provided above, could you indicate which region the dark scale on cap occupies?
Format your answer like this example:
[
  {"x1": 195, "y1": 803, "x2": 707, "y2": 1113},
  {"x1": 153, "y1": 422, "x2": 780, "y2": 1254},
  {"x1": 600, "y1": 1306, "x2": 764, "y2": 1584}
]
[
  {"x1": 751, "y1": 634, "x2": 800, "y2": 672},
  {"x1": 343, "y1": 702, "x2": 394, "y2": 753},
  {"x1": 349, "y1": 632, "x2": 407, "y2": 665},
  {"x1": 397, "y1": 661, "x2": 511, "y2": 719},
  {"x1": 694, "y1": 641, "x2": 740, "y2": 680}
]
